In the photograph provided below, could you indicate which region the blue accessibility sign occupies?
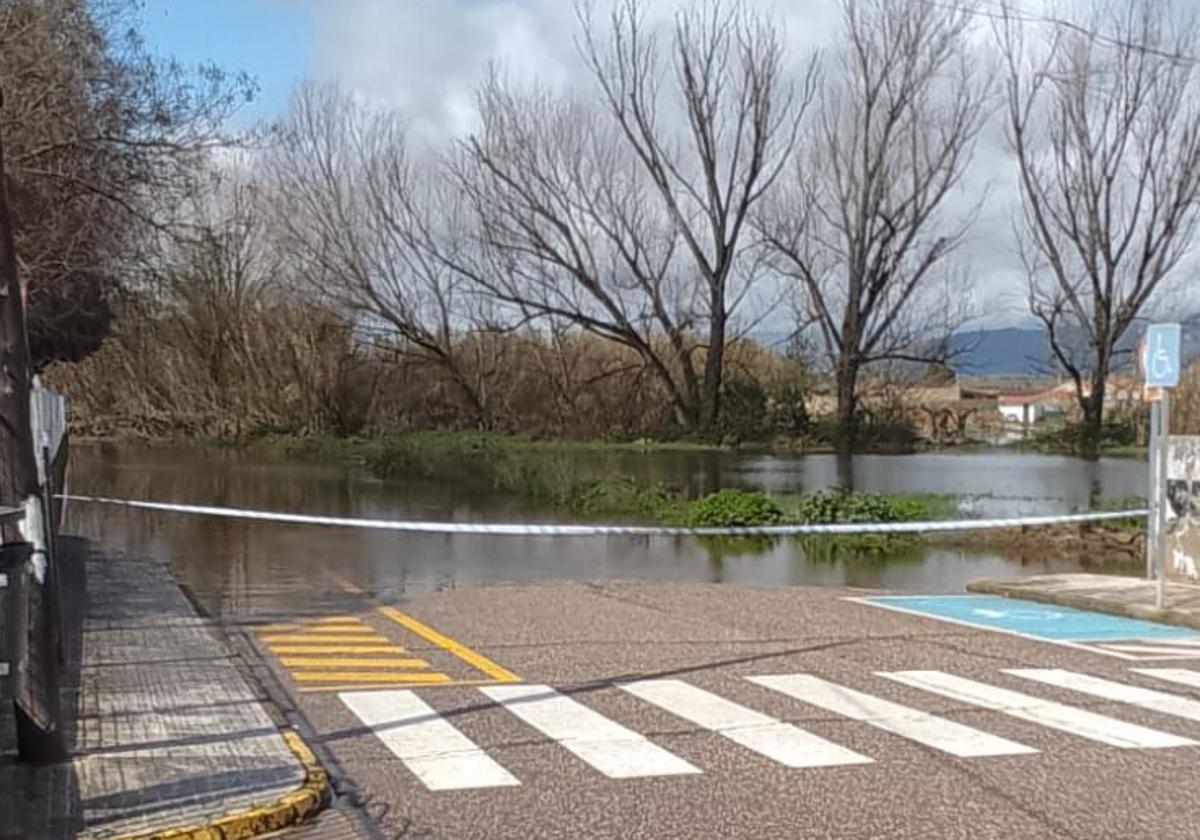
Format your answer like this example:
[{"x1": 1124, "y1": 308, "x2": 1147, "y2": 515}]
[{"x1": 1144, "y1": 323, "x2": 1182, "y2": 388}]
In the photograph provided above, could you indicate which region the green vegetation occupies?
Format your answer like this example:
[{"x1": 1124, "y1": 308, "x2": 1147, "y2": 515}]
[
  {"x1": 1078, "y1": 494, "x2": 1148, "y2": 533},
  {"x1": 1018, "y1": 416, "x2": 1147, "y2": 457},
  {"x1": 685, "y1": 490, "x2": 784, "y2": 528},
  {"x1": 234, "y1": 430, "x2": 963, "y2": 557},
  {"x1": 566, "y1": 476, "x2": 687, "y2": 521}
]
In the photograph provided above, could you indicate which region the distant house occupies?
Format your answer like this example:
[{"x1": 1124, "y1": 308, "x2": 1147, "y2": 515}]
[
  {"x1": 997, "y1": 375, "x2": 1144, "y2": 429},
  {"x1": 998, "y1": 391, "x2": 1051, "y2": 426}
]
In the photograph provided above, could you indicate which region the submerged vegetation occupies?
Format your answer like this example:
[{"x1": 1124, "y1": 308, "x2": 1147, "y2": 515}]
[{"x1": 235, "y1": 431, "x2": 959, "y2": 556}]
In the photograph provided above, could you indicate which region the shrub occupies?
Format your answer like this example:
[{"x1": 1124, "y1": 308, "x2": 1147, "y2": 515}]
[
  {"x1": 718, "y1": 375, "x2": 770, "y2": 441},
  {"x1": 686, "y1": 489, "x2": 784, "y2": 527},
  {"x1": 766, "y1": 383, "x2": 810, "y2": 436},
  {"x1": 791, "y1": 490, "x2": 922, "y2": 524},
  {"x1": 568, "y1": 475, "x2": 682, "y2": 520},
  {"x1": 789, "y1": 490, "x2": 929, "y2": 554}
]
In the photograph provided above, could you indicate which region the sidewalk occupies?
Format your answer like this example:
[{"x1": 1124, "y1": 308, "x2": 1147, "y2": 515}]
[
  {"x1": 0, "y1": 539, "x2": 327, "y2": 839},
  {"x1": 967, "y1": 573, "x2": 1200, "y2": 629}
]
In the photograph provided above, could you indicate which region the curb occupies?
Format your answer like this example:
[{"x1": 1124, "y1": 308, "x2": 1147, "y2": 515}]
[
  {"x1": 966, "y1": 578, "x2": 1200, "y2": 631},
  {"x1": 113, "y1": 728, "x2": 330, "y2": 840}
]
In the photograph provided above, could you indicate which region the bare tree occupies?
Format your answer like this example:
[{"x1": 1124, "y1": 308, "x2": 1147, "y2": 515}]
[
  {"x1": 452, "y1": 0, "x2": 811, "y2": 431},
  {"x1": 0, "y1": 87, "x2": 35, "y2": 531},
  {"x1": 998, "y1": 0, "x2": 1200, "y2": 457},
  {"x1": 269, "y1": 84, "x2": 498, "y2": 428},
  {"x1": 0, "y1": 0, "x2": 252, "y2": 369},
  {"x1": 759, "y1": 0, "x2": 988, "y2": 460}
]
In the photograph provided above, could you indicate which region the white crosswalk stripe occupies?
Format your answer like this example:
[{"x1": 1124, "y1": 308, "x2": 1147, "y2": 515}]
[
  {"x1": 1132, "y1": 668, "x2": 1200, "y2": 689},
  {"x1": 339, "y1": 690, "x2": 519, "y2": 791},
  {"x1": 621, "y1": 678, "x2": 873, "y2": 768},
  {"x1": 748, "y1": 673, "x2": 1038, "y2": 758},
  {"x1": 341, "y1": 670, "x2": 1200, "y2": 792},
  {"x1": 1007, "y1": 669, "x2": 1200, "y2": 723},
  {"x1": 480, "y1": 684, "x2": 701, "y2": 779},
  {"x1": 883, "y1": 671, "x2": 1198, "y2": 749}
]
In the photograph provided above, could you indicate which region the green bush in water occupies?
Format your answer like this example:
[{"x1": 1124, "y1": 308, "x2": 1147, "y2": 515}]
[
  {"x1": 568, "y1": 475, "x2": 681, "y2": 519},
  {"x1": 686, "y1": 489, "x2": 784, "y2": 527},
  {"x1": 790, "y1": 490, "x2": 928, "y2": 555},
  {"x1": 791, "y1": 490, "x2": 923, "y2": 524}
]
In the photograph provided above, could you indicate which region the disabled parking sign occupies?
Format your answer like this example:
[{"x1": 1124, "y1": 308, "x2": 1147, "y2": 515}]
[{"x1": 1145, "y1": 323, "x2": 1182, "y2": 388}]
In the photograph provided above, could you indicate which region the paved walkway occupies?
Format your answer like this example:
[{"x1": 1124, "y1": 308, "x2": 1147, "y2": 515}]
[
  {"x1": 1, "y1": 540, "x2": 310, "y2": 839},
  {"x1": 967, "y1": 573, "x2": 1200, "y2": 628}
]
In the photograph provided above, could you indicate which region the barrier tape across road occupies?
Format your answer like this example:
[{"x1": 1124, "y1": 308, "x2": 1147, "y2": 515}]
[{"x1": 59, "y1": 494, "x2": 1147, "y2": 537}]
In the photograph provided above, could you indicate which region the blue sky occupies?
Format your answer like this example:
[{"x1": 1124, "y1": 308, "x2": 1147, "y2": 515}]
[{"x1": 136, "y1": 0, "x2": 313, "y2": 123}]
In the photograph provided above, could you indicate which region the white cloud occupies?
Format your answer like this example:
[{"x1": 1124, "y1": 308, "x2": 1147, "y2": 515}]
[{"x1": 293, "y1": 0, "x2": 1133, "y2": 327}]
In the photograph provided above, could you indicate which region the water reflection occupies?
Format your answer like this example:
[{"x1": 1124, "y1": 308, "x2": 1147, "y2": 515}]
[{"x1": 62, "y1": 443, "x2": 1146, "y2": 619}]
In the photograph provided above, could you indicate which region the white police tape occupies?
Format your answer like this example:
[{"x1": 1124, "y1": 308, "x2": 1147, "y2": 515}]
[{"x1": 59, "y1": 494, "x2": 1148, "y2": 537}]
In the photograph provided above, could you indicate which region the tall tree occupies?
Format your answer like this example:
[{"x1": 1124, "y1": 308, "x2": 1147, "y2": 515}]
[
  {"x1": 0, "y1": 86, "x2": 35, "y2": 530},
  {"x1": 0, "y1": 0, "x2": 252, "y2": 368},
  {"x1": 998, "y1": 0, "x2": 1200, "y2": 457},
  {"x1": 269, "y1": 84, "x2": 498, "y2": 428},
  {"x1": 759, "y1": 0, "x2": 987, "y2": 460},
  {"x1": 454, "y1": 0, "x2": 811, "y2": 431}
]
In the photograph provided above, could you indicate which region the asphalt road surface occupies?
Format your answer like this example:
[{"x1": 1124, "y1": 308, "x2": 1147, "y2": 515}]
[{"x1": 232, "y1": 575, "x2": 1200, "y2": 840}]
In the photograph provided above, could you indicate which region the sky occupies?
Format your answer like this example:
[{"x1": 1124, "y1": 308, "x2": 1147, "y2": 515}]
[
  {"x1": 131, "y1": 0, "x2": 1133, "y2": 331},
  {"x1": 136, "y1": 0, "x2": 313, "y2": 123}
]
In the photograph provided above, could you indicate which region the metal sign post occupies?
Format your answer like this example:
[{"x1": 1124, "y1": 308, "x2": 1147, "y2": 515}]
[{"x1": 1143, "y1": 323, "x2": 1182, "y2": 610}]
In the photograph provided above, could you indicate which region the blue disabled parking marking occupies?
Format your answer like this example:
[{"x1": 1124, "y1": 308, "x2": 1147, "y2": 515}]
[{"x1": 856, "y1": 594, "x2": 1200, "y2": 642}]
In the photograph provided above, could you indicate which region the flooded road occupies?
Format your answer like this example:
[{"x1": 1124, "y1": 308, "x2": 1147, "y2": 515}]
[{"x1": 63, "y1": 442, "x2": 1148, "y2": 619}]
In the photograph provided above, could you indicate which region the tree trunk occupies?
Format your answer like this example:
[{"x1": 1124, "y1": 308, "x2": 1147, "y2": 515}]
[
  {"x1": 833, "y1": 358, "x2": 859, "y2": 486},
  {"x1": 1078, "y1": 377, "x2": 1106, "y2": 460},
  {"x1": 699, "y1": 292, "x2": 727, "y2": 434}
]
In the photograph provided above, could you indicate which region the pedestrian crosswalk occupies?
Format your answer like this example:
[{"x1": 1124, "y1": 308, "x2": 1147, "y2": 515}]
[
  {"x1": 338, "y1": 668, "x2": 1200, "y2": 792},
  {"x1": 748, "y1": 673, "x2": 1036, "y2": 758}
]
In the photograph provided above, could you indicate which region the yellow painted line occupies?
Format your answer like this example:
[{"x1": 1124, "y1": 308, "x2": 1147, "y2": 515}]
[
  {"x1": 264, "y1": 628, "x2": 376, "y2": 638},
  {"x1": 278, "y1": 657, "x2": 430, "y2": 669},
  {"x1": 299, "y1": 678, "x2": 502, "y2": 694},
  {"x1": 293, "y1": 671, "x2": 452, "y2": 684},
  {"x1": 268, "y1": 645, "x2": 406, "y2": 655},
  {"x1": 261, "y1": 634, "x2": 393, "y2": 644},
  {"x1": 378, "y1": 606, "x2": 520, "y2": 683},
  {"x1": 313, "y1": 616, "x2": 366, "y2": 624}
]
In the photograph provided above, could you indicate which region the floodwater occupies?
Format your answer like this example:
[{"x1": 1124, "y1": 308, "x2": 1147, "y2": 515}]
[{"x1": 63, "y1": 442, "x2": 1149, "y2": 619}]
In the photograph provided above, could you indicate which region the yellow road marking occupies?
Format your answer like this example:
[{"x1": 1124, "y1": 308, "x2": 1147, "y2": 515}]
[
  {"x1": 314, "y1": 616, "x2": 366, "y2": 624},
  {"x1": 299, "y1": 678, "x2": 501, "y2": 694},
  {"x1": 260, "y1": 628, "x2": 381, "y2": 638},
  {"x1": 257, "y1": 621, "x2": 372, "y2": 633},
  {"x1": 268, "y1": 645, "x2": 406, "y2": 655},
  {"x1": 293, "y1": 671, "x2": 452, "y2": 684},
  {"x1": 378, "y1": 606, "x2": 520, "y2": 683},
  {"x1": 278, "y1": 657, "x2": 430, "y2": 669},
  {"x1": 261, "y1": 634, "x2": 393, "y2": 644}
]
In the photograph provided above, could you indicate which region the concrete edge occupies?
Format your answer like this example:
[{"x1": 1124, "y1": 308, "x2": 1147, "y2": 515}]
[
  {"x1": 112, "y1": 728, "x2": 330, "y2": 840},
  {"x1": 965, "y1": 578, "x2": 1200, "y2": 631}
]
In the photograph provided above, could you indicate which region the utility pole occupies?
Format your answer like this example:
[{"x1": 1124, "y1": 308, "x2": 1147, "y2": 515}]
[{"x1": 0, "y1": 87, "x2": 64, "y2": 762}]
